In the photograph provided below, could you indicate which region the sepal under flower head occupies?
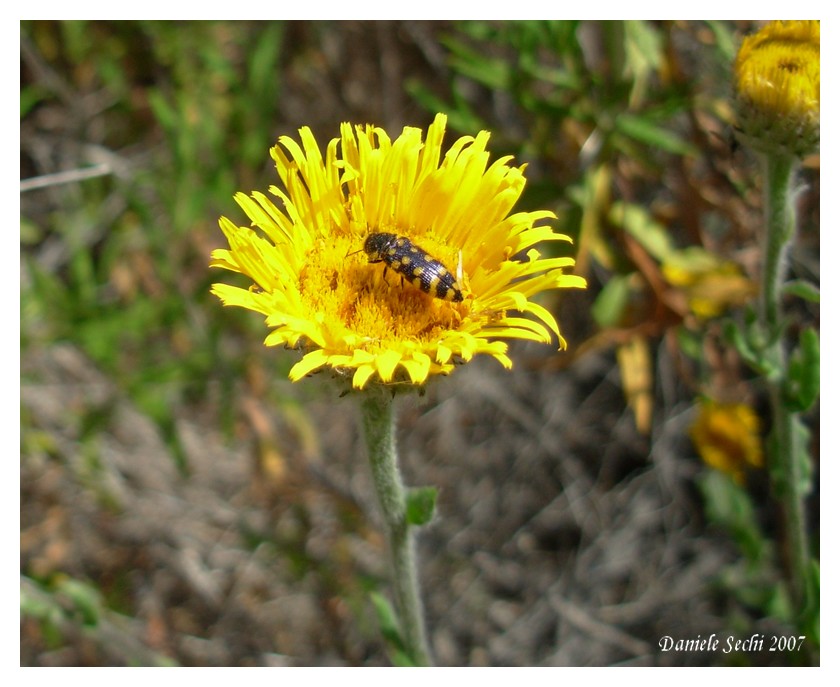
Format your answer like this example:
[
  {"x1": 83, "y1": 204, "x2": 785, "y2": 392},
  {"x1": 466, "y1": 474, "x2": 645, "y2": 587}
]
[
  {"x1": 211, "y1": 114, "x2": 585, "y2": 390},
  {"x1": 733, "y1": 20, "x2": 820, "y2": 157}
]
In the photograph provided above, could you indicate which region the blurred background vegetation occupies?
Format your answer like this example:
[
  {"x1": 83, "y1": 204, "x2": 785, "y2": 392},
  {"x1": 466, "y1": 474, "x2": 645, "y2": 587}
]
[{"x1": 20, "y1": 20, "x2": 819, "y2": 666}]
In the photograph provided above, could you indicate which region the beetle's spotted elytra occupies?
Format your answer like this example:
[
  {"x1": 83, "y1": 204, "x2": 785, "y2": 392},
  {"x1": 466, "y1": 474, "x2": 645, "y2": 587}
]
[{"x1": 360, "y1": 232, "x2": 464, "y2": 303}]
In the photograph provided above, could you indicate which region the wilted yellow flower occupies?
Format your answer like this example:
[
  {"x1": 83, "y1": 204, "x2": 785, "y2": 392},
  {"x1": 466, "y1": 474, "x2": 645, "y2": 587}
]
[
  {"x1": 211, "y1": 114, "x2": 586, "y2": 390},
  {"x1": 662, "y1": 247, "x2": 756, "y2": 320},
  {"x1": 690, "y1": 400, "x2": 763, "y2": 483},
  {"x1": 733, "y1": 20, "x2": 820, "y2": 157}
]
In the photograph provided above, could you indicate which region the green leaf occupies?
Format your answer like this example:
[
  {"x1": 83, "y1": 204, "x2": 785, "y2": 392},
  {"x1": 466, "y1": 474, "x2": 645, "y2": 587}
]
[
  {"x1": 766, "y1": 417, "x2": 813, "y2": 500},
  {"x1": 21, "y1": 85, "x2": 48, "y2": 118},
  {"x1": 706, "y1": 20, "x2": 739, "y2": 61},
  {"x1": 406, "y1": 486, "x2": 438, "y2": 527},
  {"x1": 146, "y1": 89, "x2": 175, "y2": 131},
  {"x1": 370, "y1": 592, "x2": 414, "y2": 666},
  {"x1": 782, "y1": 280, "x2": 820, "y2": 303},
  {"x1": 247, "y1": 24, "x2": 284, "y2": 94},
  {"x1": 57, "y1": 578, "x2": 102, "y2": 626},
  {"x1": 609, "y1": 202, "x2": 674, "y2": 261},
  {"x1": 20, "y1": 579, "x2": 67, "y2": 649},
  {"x1": 723, "y1": 318, "x2": 755, "y2": 365},
  {"x1": 675, "y1": 325, "x2": 703, "y2": 361},
  {"x1": 793, "y1": 418, "x2": 814, "y2": 497},
  {"x1": 370, "y1": 592, "x2": 402, "y2": 647},
  {"x1": 591, "y1": 274, "x2": 633, "y2": 328},
  {"x1": 722, "y1": 315, "x2": 777, "y2": 377},
  {"x1": 761, "y1": 580, "x2": 794, "y2": 622},
  {"x1": 404, "y1": 80, "x2": 486, "y2": 136},
  {"x1": 622, "y1": 20, "x2": 664, "y2": 84},
  {"x1": 447, "y1": 45, "x2": 511, "y2": 91},
  {"x1": 20, "y1": 583, "x2": 54, "y2": 620},
  {"x1": 803, "y1": 561, "x2": 820, "y2": 644},
  {"x1": 785, "y1": 327, "x2": 820, "y2": 412},
  {"x1": 614, "y1": 112, "x2": 696, "y2": 156},
  {"x1": 20, "y1": 217, "x2": 44, "y2": 246},
  {"x1": 697, "y1": 470, "x2": 767, "y2": 563}
]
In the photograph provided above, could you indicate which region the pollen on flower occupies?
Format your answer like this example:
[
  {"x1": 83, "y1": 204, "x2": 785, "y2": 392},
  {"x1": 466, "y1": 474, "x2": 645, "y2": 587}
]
[
  {"x1": 296, "y1": 230, "x2": 464, "y2": 345},
  {"x1": 210, "y1": 113, "x2": 587, "y2": 389}
]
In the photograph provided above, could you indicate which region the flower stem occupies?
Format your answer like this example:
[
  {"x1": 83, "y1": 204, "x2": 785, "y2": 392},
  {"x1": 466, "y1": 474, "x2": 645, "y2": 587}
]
[
  {"x1": 759, "y1": 152, "x2": 810, "y2": 621},
  {"x1": 760, "y1": 154, "x2": 795, "y2": 332},
  {"x1": 360, "y1": 390, "x2": 431, "y2": 666}
]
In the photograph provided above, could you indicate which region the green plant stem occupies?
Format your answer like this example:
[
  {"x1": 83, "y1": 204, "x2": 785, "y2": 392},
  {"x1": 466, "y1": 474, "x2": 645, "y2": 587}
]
[
  {"x1": 760, "y1": 154, "x2": 795, "y2": 332},
  {"x1": 759, "y1": 152, "x2": 810, "y2": 619},
  {"x1": 360, "y1": 390, "x2": 431, "y2": 666}
]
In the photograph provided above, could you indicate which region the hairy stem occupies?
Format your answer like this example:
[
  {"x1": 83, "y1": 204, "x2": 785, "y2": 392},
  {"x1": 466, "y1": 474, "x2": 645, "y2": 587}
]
[
  {"x1": 760, "y1": 152, "x2": 810, "y2": 621},
  {"x1": 360, "y1": 390, "x2": 431, "y2": 666}
]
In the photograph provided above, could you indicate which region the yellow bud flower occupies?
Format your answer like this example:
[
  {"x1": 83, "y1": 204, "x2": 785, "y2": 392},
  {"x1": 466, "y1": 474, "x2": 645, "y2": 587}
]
[
  {"x1": 690, "y1": 400, "x2": 763, "y2": 484},
  {"x1": 733, "y1": 20, "x2": 820, "y2": 157}
]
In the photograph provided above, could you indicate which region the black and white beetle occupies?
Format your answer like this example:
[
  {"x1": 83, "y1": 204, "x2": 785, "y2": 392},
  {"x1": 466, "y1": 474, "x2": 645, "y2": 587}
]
[{"x1": 359, "y1": 232, "x2": 464, "y2": 303}]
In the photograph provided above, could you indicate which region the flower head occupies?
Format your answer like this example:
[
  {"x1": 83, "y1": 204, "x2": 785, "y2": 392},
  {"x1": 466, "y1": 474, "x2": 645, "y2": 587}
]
[
  {"x1": 211, "y1": 114, "x2": 585, "y2": 390},
  {"x1": 661, "y1": 247, "x2": 756, "y2": 320},
  {"x1": 733, "y1": 20, "x2": 820, "y2": 157},
  {"x1": 690, "y1": 400, "x2": 763, "y2": 483}
]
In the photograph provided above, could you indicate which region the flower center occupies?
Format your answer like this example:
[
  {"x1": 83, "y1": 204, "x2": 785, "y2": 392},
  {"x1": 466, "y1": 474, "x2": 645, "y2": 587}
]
[{"x1": 297, "y1": 234, "x2": 464, "y2": 346}]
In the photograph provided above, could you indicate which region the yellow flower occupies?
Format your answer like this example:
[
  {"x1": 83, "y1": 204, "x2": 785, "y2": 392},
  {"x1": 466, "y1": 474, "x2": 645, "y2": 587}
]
[
  {"x1": 661, "y1": 247, "x2": 756, "y2": 320},
  {"x1": 690, "y1": 400, "x2": 763, "y2": 483},
  {"x1": 210, "y1": 114, "x2": 586, "y2": 390},
  {"x1": 733, "y1": 20, "x2": 820, "y2": 157}
]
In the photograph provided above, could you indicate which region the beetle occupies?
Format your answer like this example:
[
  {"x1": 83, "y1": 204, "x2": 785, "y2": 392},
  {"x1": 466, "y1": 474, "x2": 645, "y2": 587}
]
[{"x1": 360, "y1": 232, "x2": 463, "y2": 303}]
